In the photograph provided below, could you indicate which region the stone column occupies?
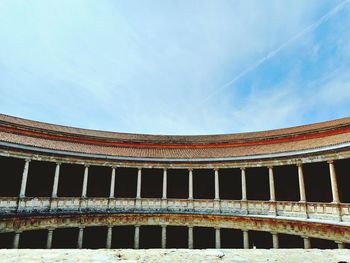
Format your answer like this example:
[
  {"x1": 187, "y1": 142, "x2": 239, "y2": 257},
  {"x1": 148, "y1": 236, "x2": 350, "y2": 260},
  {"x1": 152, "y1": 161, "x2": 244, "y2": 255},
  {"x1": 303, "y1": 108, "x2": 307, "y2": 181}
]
[
  {"x1": 215, "y1": 227, "x2": 221, "y2": 249},
  {"x1": 328, "y1": 161, "x2": 340, "y2": 203},
  {"x1": 241, "y1": 168, "x2": 247, "y2": 200},
  {"x1": 243, "y1": 230, "x2": 249, "y2": 249},
  {"x1": 162, "y1": 169, "x2": 167, "y2": 199},
  {"x1": 19, "y1": 159, "x2": 30, "y2": 198},
  {"x1": 214, "y1": 169, "x2": 220, "y2": 200},
  {"x1": 337, "y1": 242, "x2": 345, "y2": 249},
  {"x1": 188, "y1": 226, "x2": 193, "y2": 249},
  {"x1": 12, "y1": 231, "x2": 21, "y2": 249},
  {"x1": 136, "y1": 168, "x2": 142, "y2": 199},
  {"x1": 46, "y1": 228, "x2": 54, "y2": 249},
  {"x1": 81, "y1": 165, "x2": 89, "y2": 198},
  {"x1": 188, "y1": 169, "x2": 193, "y2": 200},
  {"x1": 134, "y1": 225, "x2": 140, "y2": 249},
  {"x1": 297, "y1": 163, "x2": 306, "y2": 202},
  {"x1": 109, "y1": 167, "x2": 116, "y2": 198},
  {"x1": 272, "y1": 232, "x2": 279, "y2": 249},
  {"x1": 106, "y1": 226, "x2": 113, "y2": 249},
  {"x1": 161, "y1": 225, "x2": 167, "y2": 248},
  {"x1": 51, "y1": 163, "x2": 60, "y2": 198},
  {"x1": 269, "y1": 167, "x2": 275, "y2": 201},
  {"x1": 77, "y1": 227, "x2": 84, "y2": 249},
  {"x1": 303, "y1": 236, "x2": 311, "y2": 249}
]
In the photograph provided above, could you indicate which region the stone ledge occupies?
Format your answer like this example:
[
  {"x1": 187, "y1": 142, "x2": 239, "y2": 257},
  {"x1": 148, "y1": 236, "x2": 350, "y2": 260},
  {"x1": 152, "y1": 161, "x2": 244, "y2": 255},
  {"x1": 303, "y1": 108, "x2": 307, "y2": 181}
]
[{"x1": 1, "y1": 249, "x2": 350, "y2": 263}]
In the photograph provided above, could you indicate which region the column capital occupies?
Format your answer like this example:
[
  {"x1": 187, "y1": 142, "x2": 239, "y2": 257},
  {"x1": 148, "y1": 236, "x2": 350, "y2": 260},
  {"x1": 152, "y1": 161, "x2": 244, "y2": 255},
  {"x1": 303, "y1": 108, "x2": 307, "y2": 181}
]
[
  {"x1": 163, "y1": 168, "x2": 167, "y2": 171},
  {"x1": 25, "y1": 158, "x2": 31, "y2": 163},
  {"x1": 188, "y1": 168, "x2": 193, "y2": 172},
  {"x1": 296, "y1": 162, "x2": 303, "y2": 167},
  {"x1": 55, "y1": 161, "x2": 62, "y2": 166},
  {"x1": 213, "y1": 168, "x2": 219, "y2": 172},
  {"x1": 111, "y1": 166, "x2": 116, "y2": 170},
  {"x1": 79, "y1": 226, "x2": 85, "y2": 229},
  {"x1": 240, "y1": 167, "x2": 246, "y2": 171},
  {"x1": 327, "y1": 160, "x2": 334, "y2": 164},
  {"x1": 47, "y1": 227, "x2": 56, "y2": 231},
  {"x1": 267, "y1": 166, "x2": 273, "y2": 169},
  {"x1": 84, "y1": 164, "x2": 90, "y2": 168}
]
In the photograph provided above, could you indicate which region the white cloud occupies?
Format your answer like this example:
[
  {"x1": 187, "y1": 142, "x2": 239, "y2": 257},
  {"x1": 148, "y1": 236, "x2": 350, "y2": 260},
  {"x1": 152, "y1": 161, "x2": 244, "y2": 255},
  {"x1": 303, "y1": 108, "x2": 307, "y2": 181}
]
[{"x1": 0, "y1": 0, "x2": 348, "y2": 134}]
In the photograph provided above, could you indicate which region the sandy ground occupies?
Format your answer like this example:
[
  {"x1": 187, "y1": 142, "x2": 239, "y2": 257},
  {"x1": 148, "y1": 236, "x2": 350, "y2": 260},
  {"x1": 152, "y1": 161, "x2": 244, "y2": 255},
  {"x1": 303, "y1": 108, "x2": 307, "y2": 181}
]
[{"x1": 0, "y1": 249, "x2": 350, "y2": 263}]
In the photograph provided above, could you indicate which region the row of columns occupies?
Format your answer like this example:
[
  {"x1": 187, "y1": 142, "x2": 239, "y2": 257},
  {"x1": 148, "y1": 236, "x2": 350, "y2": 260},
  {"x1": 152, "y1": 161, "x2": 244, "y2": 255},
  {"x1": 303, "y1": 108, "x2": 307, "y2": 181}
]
[
  {"x1": 11, "y1": 227, "x2": 346, "y2": 249},
  {"x1": 17, "y1": 160, "x2": 340, "y2": 203}
]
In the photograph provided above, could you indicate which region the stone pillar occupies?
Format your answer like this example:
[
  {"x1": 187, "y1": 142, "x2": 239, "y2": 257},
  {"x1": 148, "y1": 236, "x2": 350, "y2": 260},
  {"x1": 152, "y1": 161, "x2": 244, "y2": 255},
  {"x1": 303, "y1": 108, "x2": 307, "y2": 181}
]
[
  {"x1": 297, "y1": 163, "x2": 306, "y2": 202},
  {"x1": 188, "y1": 226, "x2": 193, "y2": 249},
  {"x1": 161, "y1": 225, "x2": 167, "y2": 248},
  {"x1": 134, "y1": 225, "x2": 140, "y2": 249},
  {"x1": 19, "y1": 159, "x2": 30, "y2": 198},
  {"x1": 241, "y1": 168, "x2": 247, "y2": 200},
  {"x1": 188, "y1": 169, "x2": 193, "y2": 200},
  {"x1": 243, "y1": 230, "x2": 249, "y2": 249},
  {"x1": 303, "y1": 236, "x2": 311, "y2": 249},
  {"x1": 214, "y1": 169, "x2": 220, "y2": 200},
  {"x1": 81, "y1": 165, "x2": 89, "y2": 198},
  {"x1": 162, "y1": 169, "x2": 167, "y2": 199},
  {"x1": 215, "y1": 227, "x2": 221, "y2": 249},
  {"x1": 136, "y1": 168, "x2": 142, "y2": 199},
  {"x1": 267, "y1": 167, "x2": 275, "y2": 202},
  {"x1": 109, "y1": 167, "x2": 116, "y2": 198},
  {"x1": 12, "y1": 231, "x2": 21, "y2": 249},
  {"x1": 106, "y1": 226, "x2": 113, "y2": 249},
  {"x1": 328, "y1": 161, "x2": 340, "y2": 203},
  {"x1": 51, "y1": 163, "x2": 60, "y2": 198},
  {"x1": 337, "y1": 242, "x2": 345, "y2": 249},
  {"x1": 46, "y1": 228, "x2": 54, "y2": 249},
  {"x1": 77, "y1": 227, "x2": 84, "y2": 249},
  {"x1": 272, "y1": 232, "x2": 279, "y2": 249}
]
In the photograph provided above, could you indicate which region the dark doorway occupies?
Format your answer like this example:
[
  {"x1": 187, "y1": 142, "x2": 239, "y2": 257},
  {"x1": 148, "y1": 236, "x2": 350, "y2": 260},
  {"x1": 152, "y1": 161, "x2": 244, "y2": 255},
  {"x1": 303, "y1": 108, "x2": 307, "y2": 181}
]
[
  {"x1": 83, "y1": 226, "x2": 107, "y2": 248},
  {"x1": 221, "y1": 228, "x2": 243, "y2": 248},
  {"x1": 0, "y1": 156, "x2": 23, "y2": 197},
  {"x1": 26, "y1": 160, "x2": 55, "y2": 197},
  {"x1": 279, "y1": 233, "x2": 303, "y2": 248},
  {"x1": 20, "y1": 229, "x2": 46, "y2": 248},
  {"x1": 167, "y1": 226, "x2": 188, "y2": 248},
  {"x1": 139, "y1": 226, "x2": 161, "y2": 248},
  {"x1": 115, "y1": 168, "x2": 137, "y2": 198},
  {"x1": 246, "y1": 167, "x2": 269, "y2": 200},
  {"x1": 193, "y1": 169, "x2": 214, "y2": 199},
  {"x1": 193, "y1": 227, "x2": 215, "y2": 248},
  {"x1": 167, "y1": 169, "x2": 188, "y2": 199},
  {"x1": 274, "y1": 165, "x2": 299, "y2": 201},
  {"x1": 249, "y1": 230, "x2": 272, "y2": 248},
  {"x1": 52, "y1": 227, "x2": 78, "y2": 248},
  {"x1": 141, "y1": 168, "x2": 162, "y2": 198},
  {"x1": 87, "y1": 166, "x2": 110, "y2": 197},
  {"x1": 303, "y1": 162, "x2": 332, "y2": 202},
  {"x1": 335, "y1": 159, "x2": 350, "y2": 203},
  {"x1": 57, "y1": 164, "x2": 84, "y2": 197},
  {"x1": 111, "y1": 226, "x2": 134, "y2": 248}
]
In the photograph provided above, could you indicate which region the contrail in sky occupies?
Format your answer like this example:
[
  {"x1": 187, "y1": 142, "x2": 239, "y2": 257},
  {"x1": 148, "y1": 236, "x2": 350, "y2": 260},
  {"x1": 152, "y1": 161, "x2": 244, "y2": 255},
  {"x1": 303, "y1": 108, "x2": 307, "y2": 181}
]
[{"x1": 193, "y1": 0, "x2": 350, "y2": 110}]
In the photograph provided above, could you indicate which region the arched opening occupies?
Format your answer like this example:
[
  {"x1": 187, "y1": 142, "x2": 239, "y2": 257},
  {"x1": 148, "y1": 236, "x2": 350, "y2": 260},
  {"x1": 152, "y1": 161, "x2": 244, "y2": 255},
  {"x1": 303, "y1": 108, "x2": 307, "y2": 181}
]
[
  {"x1": 115, "y1": 168, "x2": 137, "y2": 198},
  {"x1": 0, "y1": 156, "x2": 23, "y2": 197},
  {"x1": 26, "y1": 160, "x2": 55, "y2": 197},
  {"x1": 246, "y1": 167, "x2": 269, "y2": 200},
  {"x1": 167, "y1": 169, "x2": 188, "y2": 199},
  {"x1": 193, "y1": 169, "x2": 214, "y2": 199},
  {"x1": 87, "y1": 166, "x2": 110, "y2": 197},
  {"x1": 219, "y1": 168, "x2": 241, "y2": 200},
  {"x1": 141, "y1": 168, "x2": 162, "y2": 198}
]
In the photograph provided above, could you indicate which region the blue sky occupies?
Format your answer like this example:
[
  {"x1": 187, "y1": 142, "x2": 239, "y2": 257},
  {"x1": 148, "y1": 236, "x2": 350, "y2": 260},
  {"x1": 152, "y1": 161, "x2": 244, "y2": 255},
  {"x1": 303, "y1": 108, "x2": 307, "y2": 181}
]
[{"x1": 0, "y1": 0, "x2": 349, "y2": 135}]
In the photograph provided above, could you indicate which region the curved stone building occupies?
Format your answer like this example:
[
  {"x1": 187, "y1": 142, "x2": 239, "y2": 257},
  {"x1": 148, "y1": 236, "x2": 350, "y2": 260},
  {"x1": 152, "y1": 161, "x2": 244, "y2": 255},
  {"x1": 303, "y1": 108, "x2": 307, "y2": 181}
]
[{"x1": 0, "y1": 114, "x2": 350, "y2": 249}]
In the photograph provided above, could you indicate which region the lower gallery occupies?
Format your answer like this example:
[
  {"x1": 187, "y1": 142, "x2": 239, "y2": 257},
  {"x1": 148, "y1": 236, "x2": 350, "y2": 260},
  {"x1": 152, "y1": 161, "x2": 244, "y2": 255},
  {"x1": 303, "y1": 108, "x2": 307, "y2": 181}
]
[{"x1": 0, "y1": 114, "x2": 350, "y2": 261}]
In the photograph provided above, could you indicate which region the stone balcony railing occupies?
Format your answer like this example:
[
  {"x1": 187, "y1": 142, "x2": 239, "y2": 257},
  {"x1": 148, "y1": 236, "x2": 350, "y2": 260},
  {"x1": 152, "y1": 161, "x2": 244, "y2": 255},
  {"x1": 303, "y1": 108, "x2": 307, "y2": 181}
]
[{"x1": 0, "y1": 197, "x2": 348, "y2": 224}]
